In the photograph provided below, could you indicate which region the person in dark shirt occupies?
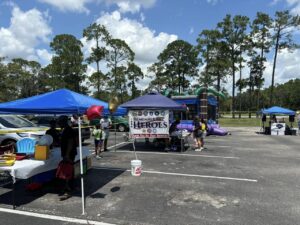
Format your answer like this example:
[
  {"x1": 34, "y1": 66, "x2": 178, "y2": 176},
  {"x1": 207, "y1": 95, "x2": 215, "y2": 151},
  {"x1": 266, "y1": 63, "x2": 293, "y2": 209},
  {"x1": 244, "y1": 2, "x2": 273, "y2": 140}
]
[
  {"x1": 193, "y1": 116, "x2": 202, "y2": 151},
  {"x1": 45, "y1": 119, "x2": 60, "y2": 148},
  {"x1": 58, "y1": 116, "x2": 77, "y2": 161},
  {"x1": 57, "y1": 115, "x2": 78, "y2": 200},
  {"x1": 169, "y1": 118, "x2": 180, "y2": 151}
]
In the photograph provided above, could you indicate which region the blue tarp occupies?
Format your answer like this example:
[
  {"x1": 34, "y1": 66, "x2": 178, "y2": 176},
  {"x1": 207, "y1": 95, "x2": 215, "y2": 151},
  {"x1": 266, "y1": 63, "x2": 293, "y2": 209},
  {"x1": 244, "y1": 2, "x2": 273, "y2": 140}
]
[
  {"x1": 262, "y1": 106, "x2": 295, "y2": 116},
  {"x1": 0, "y1": 89, "x2": 126, "y2": 116},
  {"x1": 120, "y1": 92, "x2": 185, "y2": 110}
]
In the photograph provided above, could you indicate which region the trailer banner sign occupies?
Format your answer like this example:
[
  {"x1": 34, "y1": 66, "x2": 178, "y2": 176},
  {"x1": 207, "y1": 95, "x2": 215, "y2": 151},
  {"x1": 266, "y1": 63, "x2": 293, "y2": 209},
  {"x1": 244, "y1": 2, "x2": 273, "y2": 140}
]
[{"x1": 128, "y1": 110, "x2": 169, "y2": 138}]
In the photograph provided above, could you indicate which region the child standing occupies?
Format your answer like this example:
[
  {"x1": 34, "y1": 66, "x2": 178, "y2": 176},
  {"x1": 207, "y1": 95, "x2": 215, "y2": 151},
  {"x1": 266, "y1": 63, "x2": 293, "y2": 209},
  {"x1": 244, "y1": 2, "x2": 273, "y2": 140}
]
[
  {"x1": 200, "y1": 118, "x2": 207, "y2": 150},
  {"x1": 92, "y1": 124, "x2": 103, "y2": 159}
]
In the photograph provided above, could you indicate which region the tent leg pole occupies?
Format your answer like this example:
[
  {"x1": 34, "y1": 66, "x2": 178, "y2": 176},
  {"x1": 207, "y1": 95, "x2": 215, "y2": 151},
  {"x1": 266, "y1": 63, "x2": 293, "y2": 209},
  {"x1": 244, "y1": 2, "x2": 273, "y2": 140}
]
[
  {"x1": 12, "y1": 180, "x2": 15, "y2": 209},
  {"x1": 78, "y1": 117, "x2": 85, "y2": 215},
  {"x1": 115, "y1": 119, "x2": 117, "y2": 152}
]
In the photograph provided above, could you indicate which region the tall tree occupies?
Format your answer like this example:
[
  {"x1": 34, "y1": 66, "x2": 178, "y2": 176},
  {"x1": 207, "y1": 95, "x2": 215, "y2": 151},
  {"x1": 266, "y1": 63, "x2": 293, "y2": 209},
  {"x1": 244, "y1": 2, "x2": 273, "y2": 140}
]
[
  {"x1": 150, "y1": 40, "x2": 199, "y2": 94},
  {"x1": 126, "y1": 63, "x2": 143, "y2": 99},
  {"x1": 197, "y1": 29, "x2": 230, "y2": 91},
  {"x1": 0, "y1": 57, "x2": 10, "y2": 101},
  {"x1": 7, "y1": 58, "x2": 42, "y2": 98},
  {"x1": 106, "y1": 38, "x2": 134, "y2": 101},
  {"x1": 83, "y1": 23, "x2": 110, "y2": 94},
  {"x1": 251, "y1": 12, "x2": 272, "y2": 78},
  {"x1": 49, "y1": 34, "x2": 87, "y2": 92},
  {"x1": 270, "y1": 11, "x2": 300, "y2": 105},
  {"x1": 217, "y1": 14, "x2": 249, "y2": 118},
  {"x1": 147, "y1": 62, "x2": 170, "y2": 92}
]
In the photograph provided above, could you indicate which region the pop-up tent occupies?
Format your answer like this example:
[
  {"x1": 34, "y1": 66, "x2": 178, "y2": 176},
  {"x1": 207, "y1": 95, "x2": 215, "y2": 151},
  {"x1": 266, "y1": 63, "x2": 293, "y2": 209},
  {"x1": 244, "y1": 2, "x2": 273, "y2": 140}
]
[
  {"x1": 120, "y1": 92, "x2": 186, "y2": 110},
  {"x1": 0, "y1": 88, "x2": 126, "y2": 116},
  {"x1": 262, "y1": 106, "x2": 295, "y2": 115},
  {"x1": 0, "y1": 88, "x2": 126, "y2": 214}
]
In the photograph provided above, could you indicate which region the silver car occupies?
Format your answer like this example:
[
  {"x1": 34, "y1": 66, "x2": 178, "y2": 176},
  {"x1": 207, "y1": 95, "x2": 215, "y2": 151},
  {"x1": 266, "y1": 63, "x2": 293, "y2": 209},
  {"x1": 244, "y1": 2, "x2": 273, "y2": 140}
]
[{"x1": 0, "y1": 115, "x2": 45, "y2": 146}]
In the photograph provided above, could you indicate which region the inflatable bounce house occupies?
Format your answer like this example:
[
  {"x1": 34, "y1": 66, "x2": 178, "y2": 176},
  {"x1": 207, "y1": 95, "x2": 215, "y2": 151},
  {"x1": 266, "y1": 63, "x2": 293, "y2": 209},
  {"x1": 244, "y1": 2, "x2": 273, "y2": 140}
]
[{"x1": 163, "y1": 87, "x2": 228, "y2": 136}]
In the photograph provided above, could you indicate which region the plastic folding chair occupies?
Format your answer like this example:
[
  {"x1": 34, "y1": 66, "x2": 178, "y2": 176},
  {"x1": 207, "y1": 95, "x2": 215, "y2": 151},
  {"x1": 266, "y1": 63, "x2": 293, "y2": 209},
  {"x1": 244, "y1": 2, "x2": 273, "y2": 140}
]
[{"x1": 16, "y1": 138, "x2": 36, "y2": 154}]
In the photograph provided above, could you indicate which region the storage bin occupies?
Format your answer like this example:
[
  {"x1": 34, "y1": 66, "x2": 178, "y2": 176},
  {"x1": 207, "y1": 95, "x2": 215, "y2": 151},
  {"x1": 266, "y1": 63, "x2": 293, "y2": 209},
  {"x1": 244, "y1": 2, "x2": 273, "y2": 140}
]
[{"x1": 35, "y1": 145, "x2": 50, "y2": 160}]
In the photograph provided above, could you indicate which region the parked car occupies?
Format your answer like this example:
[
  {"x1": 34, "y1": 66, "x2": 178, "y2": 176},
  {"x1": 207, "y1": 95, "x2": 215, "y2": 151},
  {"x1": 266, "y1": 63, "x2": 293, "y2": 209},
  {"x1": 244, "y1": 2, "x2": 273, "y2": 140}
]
[
  {"x1": 90, "y1": 116, "x2": 129, "y2": 132},
  {"x1": 29, "y1": 115, "x2": 91, "y2": 142},
  {"x1": 0, "y1": 115, "x2": 46, "y2": 146}
]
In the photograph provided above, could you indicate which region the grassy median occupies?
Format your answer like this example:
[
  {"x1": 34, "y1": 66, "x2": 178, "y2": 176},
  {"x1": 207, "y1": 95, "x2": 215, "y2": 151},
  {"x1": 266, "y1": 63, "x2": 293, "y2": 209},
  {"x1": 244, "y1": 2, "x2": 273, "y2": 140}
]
[{"x1": 218, "y1": 117, "x2": 262, "y2": 127}]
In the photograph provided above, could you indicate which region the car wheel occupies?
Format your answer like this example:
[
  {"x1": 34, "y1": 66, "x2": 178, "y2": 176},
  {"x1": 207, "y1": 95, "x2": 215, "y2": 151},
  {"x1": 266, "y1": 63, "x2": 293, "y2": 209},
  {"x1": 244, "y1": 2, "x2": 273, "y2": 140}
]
[{"x1": 118, "y1": 124, "x2": 126, "y2": 132}]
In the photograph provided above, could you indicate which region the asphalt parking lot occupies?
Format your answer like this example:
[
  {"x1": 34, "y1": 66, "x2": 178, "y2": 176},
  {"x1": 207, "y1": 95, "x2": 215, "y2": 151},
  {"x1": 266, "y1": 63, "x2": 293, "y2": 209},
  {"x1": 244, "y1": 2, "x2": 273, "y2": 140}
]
[{"x1": 1, "y1": 129, "x2": 300, "y2": 225}]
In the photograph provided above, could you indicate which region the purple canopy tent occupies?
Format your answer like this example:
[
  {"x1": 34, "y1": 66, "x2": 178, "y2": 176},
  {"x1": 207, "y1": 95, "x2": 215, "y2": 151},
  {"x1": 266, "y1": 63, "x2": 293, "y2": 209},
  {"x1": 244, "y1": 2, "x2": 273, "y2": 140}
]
[
  {"x1": 119, "y1": 92, "x2": 186, "y2": 110},
  {"x1": 120, "y1": 92, "x2": 186, "y2": 154}
]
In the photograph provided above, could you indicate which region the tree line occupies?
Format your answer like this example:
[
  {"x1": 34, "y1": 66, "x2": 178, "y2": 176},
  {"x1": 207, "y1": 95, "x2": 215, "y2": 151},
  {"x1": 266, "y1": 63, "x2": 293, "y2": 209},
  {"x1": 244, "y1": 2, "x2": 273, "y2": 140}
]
[{"x1": 0, "y1": 10, "x2": 299, "y2": 116}]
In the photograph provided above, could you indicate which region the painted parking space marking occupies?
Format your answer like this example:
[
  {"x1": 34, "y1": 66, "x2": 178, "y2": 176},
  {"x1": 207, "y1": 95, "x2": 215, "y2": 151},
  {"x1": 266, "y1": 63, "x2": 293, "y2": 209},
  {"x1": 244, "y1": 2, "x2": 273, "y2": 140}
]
[
  {"x1": 114, "y1": 150, "x2": 238, "y2": 159},
  {"x1": 107, "y1": 142, "x2": 128, "y2": 150},
  {"x1": 206, "y1": 145, "x2": 231, "y2": 148},
  {"x1": 0, "y1": 207, "x2": 115, "y2": 225},
  {"x1": 93, "y1": 167, "x2": 257, "y2": 182}
]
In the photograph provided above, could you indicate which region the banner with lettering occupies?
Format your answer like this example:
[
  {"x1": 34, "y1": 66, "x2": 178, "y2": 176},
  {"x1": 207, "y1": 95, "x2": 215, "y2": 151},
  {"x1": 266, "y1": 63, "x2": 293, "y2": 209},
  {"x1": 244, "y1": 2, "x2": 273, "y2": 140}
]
[{"x1": 129, "y1": 110, "x2": 169, "y2": 138}]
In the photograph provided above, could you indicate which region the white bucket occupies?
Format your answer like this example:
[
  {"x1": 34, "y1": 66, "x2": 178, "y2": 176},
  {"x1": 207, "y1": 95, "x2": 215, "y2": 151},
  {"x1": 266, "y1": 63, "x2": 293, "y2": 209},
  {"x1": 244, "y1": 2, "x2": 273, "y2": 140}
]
[{"x1": 131, "y1": 160, "x2": 142, "y2": 176}]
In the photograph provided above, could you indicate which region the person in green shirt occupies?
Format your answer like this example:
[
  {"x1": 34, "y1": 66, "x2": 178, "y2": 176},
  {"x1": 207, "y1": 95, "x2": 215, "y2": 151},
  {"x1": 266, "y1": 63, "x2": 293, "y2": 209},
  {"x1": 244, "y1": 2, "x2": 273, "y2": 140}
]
[{"x1": 92, "y1": 124, "x2": 103, "y2": 159}]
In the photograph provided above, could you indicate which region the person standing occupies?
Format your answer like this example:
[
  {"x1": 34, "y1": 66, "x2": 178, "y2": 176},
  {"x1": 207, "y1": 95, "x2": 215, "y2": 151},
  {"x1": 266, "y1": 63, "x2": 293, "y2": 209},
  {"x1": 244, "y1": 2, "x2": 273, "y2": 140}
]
[
  {"x1": 92, "y1": 124, "x2": 103, "y2": 159},
  {"x1": 200, "y1": 118, "x2": 207, "y2": 150},
  {"x1": 193, "y1": 116, "x2": 202, "y2": 152},
  {"x1": 100, "y1": 115, "x2": 112, "y2": 151},
  {"x1": 46, "y1": 119, "x2": 60, "y2": 148},
  {"x1": 297, "y1": 112, "x2": 300, "y2": 132},
  {"x1": 57, "y1": 115, "x2": 78, "y2": 200}
]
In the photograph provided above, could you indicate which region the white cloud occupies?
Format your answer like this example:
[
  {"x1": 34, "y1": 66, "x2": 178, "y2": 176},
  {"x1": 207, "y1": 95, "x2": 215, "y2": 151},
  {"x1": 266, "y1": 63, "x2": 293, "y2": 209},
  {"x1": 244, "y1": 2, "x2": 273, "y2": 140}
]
[
  {"x1": 272, "y1": 0, "x2": 300, "y2": 15},
  {"x1": 264, "y1": 49, "x2": 300, "y2": 87},
  {"x1": 82, "y1": 10, "x2": 177, "y2": 89},
  {"x1": 102, "y1": 0, "x2": 156, "y2": 13},
  {"x1": 286, "y1": 0, "x2": 300, "y2": 14},
  {"x1": 38, "y1": 0, "x2": 91, "y2": 14},
  {"x1": 96, "y1": 11, "x2": 177, "y2": 64},
  {"x1": 36, "y1": 49, "x2": 53, "y2": 65},
  {"x1": 0, "y1": 6, "x2": 52, "y2": 61}
]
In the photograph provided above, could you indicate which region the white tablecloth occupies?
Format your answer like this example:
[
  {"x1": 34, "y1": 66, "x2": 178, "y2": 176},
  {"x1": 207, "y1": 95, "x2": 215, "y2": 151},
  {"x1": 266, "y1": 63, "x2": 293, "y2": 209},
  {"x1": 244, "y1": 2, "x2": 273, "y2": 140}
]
[{"x1": 0, "y1": 147, "x2": 91, "y2": 180}]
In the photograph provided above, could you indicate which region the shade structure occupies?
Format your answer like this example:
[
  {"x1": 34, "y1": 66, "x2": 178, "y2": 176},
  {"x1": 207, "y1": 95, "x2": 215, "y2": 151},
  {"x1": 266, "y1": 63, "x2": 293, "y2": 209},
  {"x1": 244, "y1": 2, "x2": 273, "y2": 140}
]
[
  {"x1": 262, "y1": 106, "x2": 295, "y2": 116},
  {"x1": 0, "y1": 88, "x2": 126, "y2": 116},
  {"x1": 120, "y1": 92, "x2": 186, "y2": 110},
  {"x1": 0, "y1": 88, "x2": 127, "y2": 215}
]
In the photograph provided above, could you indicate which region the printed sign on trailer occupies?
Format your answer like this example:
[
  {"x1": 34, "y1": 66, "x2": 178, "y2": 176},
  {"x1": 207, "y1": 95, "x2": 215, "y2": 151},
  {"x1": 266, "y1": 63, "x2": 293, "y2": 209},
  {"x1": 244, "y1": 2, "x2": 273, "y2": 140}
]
[{"x1": 129, "y1": 110, "x2": 169, "y2": 138}]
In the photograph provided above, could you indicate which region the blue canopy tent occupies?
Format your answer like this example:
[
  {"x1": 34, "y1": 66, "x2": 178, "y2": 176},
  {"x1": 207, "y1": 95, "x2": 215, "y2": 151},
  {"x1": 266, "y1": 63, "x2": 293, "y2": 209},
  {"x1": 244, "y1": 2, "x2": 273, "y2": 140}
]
[
  {"x1": 0, "y1": 88, "x2": 126, "y2": 215},
  {"x1": 262, "y1": 106, "x2": 295, "y2": 115},
  {"x1": 0, "y1": 88, "x2": 126, "y2": 116},
  {"x1": 119, "y1": 92, "x2": 186, "y2": 110}
]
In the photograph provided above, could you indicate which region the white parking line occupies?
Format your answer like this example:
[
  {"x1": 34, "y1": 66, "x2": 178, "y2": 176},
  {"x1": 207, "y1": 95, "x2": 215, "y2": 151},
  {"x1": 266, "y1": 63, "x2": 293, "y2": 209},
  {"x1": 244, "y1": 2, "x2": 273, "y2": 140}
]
[
  {"x1": 207, "y1": 145, "x2": 231, "y2": 148},
  {"x1": 0, "y1": 207, "x2": 115, "y2": 225},
  {"x1": 93, "y1": 167, "x2": 257, "y2": 182},
  {"x1": 114, "y1": 150, "x2": 238, "y2": 159},
  {"x1": 89, "y1": 142, "x2": 129, "y2": 154},
  {"x1": 107, "y1": 142, "x2": 128, "y2": 149}
]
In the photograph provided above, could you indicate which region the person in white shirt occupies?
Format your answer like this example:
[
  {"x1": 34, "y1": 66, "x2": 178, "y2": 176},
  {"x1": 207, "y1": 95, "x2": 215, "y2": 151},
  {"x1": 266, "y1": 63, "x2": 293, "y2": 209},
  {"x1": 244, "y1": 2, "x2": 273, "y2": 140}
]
[{"x1": 100, "y1": 116, "x2": 112, "y2": 151}]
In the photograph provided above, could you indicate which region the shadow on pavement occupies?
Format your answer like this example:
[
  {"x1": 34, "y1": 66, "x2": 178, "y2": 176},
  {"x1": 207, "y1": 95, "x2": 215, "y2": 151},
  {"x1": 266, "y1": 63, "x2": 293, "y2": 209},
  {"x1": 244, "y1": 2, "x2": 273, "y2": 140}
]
[
  {"x1": 0, "y1": 167, "x2": 126, "y2": 208},
  {"x1": 117, "y1": 140, "x2": 189, "y2": 153}
]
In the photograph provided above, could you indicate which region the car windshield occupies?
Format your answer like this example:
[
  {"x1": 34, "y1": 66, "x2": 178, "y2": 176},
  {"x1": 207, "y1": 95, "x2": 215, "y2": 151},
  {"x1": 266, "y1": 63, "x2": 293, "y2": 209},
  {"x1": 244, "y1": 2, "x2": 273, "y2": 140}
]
[{"x1": 0, "y1": 116, "x2": 37, "y2": 128}]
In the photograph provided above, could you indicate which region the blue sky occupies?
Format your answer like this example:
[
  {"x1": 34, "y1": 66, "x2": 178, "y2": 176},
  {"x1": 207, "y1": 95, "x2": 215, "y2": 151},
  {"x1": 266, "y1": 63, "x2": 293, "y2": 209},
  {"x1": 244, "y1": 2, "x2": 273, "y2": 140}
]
[{"x1": 0, "y1": 0, "x2": 299, "y2": 90}]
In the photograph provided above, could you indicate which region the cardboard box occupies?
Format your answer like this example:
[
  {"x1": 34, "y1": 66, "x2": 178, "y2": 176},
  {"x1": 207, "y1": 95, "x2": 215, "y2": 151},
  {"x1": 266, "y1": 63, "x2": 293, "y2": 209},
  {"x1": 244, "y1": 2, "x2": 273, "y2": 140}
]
[{"x1": 35, "y1": 145, "x2": 49, "y2": 160}]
